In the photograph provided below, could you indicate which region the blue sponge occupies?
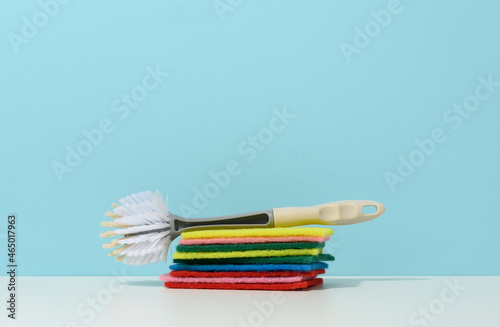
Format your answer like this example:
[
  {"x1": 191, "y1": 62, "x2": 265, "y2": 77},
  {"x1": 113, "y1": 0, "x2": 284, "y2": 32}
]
[{"x1": 169, "y1": 262, "x2": 328, "y2": 272}]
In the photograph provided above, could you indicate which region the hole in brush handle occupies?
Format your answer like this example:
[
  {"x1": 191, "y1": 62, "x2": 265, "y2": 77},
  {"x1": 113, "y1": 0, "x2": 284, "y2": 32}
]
[
  {"x1": 174, "y1": 213, "x2": 271, "y2": 231},
  {"x1": 362, "y1": 205, "x2": 377, "y2": 215}
]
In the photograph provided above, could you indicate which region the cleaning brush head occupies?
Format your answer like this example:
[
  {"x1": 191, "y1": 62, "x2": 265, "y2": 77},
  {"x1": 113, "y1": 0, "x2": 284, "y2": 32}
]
[{"x1": 100, "y1": 190, "x2": 172, "y2": 265}]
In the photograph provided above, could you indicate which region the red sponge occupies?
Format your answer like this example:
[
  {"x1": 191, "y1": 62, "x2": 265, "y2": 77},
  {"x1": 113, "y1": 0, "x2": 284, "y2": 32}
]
[
  {"x1": 169, "y1": 269, "x2": 325, "y2": 278},
  {"x1": 164, "y1": 278, "x2": 323, "y2": 290}
]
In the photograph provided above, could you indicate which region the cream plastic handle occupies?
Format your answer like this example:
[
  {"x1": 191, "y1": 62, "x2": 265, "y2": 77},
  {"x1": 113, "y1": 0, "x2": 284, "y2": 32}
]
[{"x1": 273, "y1": 200, "x2": 385, "y2": 227}]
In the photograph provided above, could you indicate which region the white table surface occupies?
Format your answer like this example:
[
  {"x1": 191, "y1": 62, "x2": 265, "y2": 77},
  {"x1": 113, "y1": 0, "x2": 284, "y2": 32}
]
[{"x1": 1, "y1": 276, "x2": 498, "y2": 327}]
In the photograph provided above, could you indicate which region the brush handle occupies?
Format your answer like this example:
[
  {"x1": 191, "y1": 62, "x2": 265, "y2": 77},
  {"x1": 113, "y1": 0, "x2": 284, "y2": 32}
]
[
  {"x1": 172, "y1": 200, "x2": 384, "y2": 238},
  {"x1": 273, "y1": 200, "x2": 385, "y2": 227}
]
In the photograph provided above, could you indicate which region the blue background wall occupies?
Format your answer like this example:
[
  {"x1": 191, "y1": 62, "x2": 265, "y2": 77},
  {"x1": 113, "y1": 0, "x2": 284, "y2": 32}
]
[{"x1": 1, "y1": 0, "x2": 499, "y2": 276}]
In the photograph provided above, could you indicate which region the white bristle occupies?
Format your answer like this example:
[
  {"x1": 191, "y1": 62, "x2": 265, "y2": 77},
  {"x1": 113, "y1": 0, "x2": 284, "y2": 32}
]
[
  {"x1": 160, "y1": 238, "x2": 171, "y2": 262},
  {"x1": 151, "y1": 249, "x2": 162, "y2": 264},
  {"x1": 100, "y1": 190, "x2": 172, "y2": 265}
]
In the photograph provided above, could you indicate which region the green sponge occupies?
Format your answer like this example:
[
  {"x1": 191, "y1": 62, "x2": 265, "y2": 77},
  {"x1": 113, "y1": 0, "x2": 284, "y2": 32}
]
[
  {"x1": 176, "y1": 242, "x2": 325, "y2": 253},
  {"x1": 173, "y1": 253, "x2": 335, "y2": 265}
]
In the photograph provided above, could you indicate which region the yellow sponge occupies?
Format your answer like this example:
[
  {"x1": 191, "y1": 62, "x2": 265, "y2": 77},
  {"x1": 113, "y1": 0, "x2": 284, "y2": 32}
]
[
  {"x1": 181, "y1": 227, "x2": 334, "y2": 239},
  {"x1": 173, "y1": 248, "x2": 322, "y2": 259}
]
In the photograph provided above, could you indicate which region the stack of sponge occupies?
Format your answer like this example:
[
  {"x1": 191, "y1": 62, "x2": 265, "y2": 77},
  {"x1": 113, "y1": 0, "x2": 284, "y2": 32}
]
[{"x1": 160, "y1": 227, "x2": 334, "y2": 290}]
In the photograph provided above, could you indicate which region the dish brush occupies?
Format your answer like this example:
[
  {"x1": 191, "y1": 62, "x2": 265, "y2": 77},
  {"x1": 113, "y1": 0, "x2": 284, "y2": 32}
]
[{"x1": 100, "y1": 190, "x2": 384, "y2": 265}]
